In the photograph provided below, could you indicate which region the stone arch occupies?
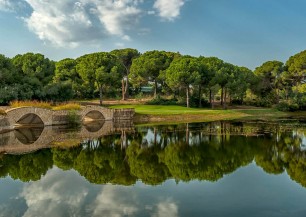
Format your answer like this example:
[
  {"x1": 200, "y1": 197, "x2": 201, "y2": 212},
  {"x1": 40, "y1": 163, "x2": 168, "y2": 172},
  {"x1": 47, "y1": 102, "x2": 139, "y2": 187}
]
[
  {"x1": 5, "y1": 107, "x2": 53, "y2": 127},
  {"x1": 0, "y1": 127, "x2": 54, "y2": 154},
  {"x1": 83, "y1": 110, "x2": 105, "y2": 122},
  {"x1": 14, "y1": 127, "x2": 44, "y2": 145},
  {"x1": 83, "y1": 121, "x2": 105, "y2": 132},
  {"x1": 16, "y1": 113, "x2": 44, "y2": 126},
  {"x1": 80, "y1": 106, "x2": 114, "y2": 122}
]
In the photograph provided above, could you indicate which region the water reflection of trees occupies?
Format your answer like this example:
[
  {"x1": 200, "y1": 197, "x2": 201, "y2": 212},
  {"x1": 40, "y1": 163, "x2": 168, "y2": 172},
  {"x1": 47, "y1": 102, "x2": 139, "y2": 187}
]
[{"x1": 2, "y1": 122, "x2": 306, "y2": 187}]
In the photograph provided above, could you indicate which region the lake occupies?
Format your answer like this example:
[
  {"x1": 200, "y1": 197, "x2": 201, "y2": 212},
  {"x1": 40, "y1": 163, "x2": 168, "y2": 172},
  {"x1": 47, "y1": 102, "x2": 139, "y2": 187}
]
[{"x1": 1, "y1": 120, "x2": 306, "y2": 217}]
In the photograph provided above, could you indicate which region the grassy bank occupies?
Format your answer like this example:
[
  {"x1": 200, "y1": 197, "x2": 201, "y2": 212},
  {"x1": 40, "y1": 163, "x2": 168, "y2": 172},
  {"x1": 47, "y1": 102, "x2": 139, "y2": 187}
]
[
  {"x1": 110, "y1": 105, "x2": 292, "y2": 124},
  {"x1": 9, "y1": 101, "x2": 81, "y2": 111}
]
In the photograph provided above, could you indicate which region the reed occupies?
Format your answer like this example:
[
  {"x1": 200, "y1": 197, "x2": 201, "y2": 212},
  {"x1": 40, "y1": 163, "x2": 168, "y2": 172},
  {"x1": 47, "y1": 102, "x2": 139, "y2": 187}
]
[
  {"x1": 52, "y1": 103, "x2": 81, "y2": 111},
  {"x1": 10, "y1": 100, "x2": 52, "y2": 109}
]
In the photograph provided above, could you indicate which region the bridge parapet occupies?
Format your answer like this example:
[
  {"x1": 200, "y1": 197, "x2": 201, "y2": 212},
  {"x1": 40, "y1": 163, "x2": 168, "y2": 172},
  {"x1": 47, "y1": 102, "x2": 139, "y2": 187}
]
[
  {"x1": 0, "y1": 106, "x2": 134, "y2": 133},
  {"x1": 113, "y1": 109, "x2": 135, "y2": 120}
]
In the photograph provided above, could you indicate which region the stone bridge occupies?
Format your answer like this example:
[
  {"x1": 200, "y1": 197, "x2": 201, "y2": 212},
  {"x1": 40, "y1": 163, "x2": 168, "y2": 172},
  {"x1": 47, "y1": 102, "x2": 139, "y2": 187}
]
[
  {"x1": 0, "y1": 105, "x2": 134, "y2": 132},
  {"x1": 0, "y1": 120, "x2": 134, "y2": 155}
]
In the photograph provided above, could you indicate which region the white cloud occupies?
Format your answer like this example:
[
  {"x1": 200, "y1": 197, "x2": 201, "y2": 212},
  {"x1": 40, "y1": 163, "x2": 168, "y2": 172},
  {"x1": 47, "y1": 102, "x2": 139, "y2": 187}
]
[
  {"x1": 115, "y1": 42, "x2": 125, "y2": 48},
  {"x1": 148, "y1": 10, "x2": 155, "y2": 15},
  {"x1": 0, "y1": 0, "x2": 26, "y2": 12},
  {"x1": 0, "y1": 0, "x2": 12, "y2": 11},
  {"x1": 22, "y1": 0, "x2": 142, "y2": 47},
  {"x1": 152, "y1": 200, "x2": 179, "y2": 217},
  {"x1": 122, "y1": 35, "x2": 131, "y2": 41},
  {"x1": 138, "y1": 28, "x2": 151, "y2": 36},
  {"x1": 93, "y1": 0, "x2": 141, "y2": 36},
  {"x1": 153, "y1": 0, "x2": 185, "y2": 21},
  {"x1": 0, "y1": 0, "x2": 187, "y2": 47},
  {"x1": 21, "y1": 168, "x2": 89, "y2": 217},
  {"x1": 90, "y1": 185, "x2": 138, "y2": 217}
]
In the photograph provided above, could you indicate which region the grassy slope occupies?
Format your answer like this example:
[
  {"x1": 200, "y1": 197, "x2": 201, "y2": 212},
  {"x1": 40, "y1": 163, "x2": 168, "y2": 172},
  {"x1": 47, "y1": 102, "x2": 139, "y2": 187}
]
[{"x1": 110, "y1": 105, "x2": 290, "y2": 124}]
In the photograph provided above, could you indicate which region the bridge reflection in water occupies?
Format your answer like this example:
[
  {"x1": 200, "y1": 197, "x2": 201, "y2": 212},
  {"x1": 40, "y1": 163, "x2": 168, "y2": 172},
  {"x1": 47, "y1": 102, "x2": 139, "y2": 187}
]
[{"x1": 0, "y1": 120, "x2": 134, "y2": 154}]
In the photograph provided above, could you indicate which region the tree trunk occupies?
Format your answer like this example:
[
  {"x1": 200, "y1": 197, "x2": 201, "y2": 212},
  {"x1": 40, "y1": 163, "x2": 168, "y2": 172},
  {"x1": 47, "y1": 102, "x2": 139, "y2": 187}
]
[
  {"x1": 221, "y1": 87, "x2": 224, "y2": 106},
  {"x1": 99, "y1": 85, "x2": 103, "y2": 106},
  {"x1": 209, "y1": 89, "x2": 212, "y2": 105},
  {"x1": 223, "y1": 88, "x2": 227, "y2": 109},
  {"x1": 121, "y1": 63, "x2": 129, "y2": 100},
  {"x1": 276, "y1": 88, "x2": 279, "y2": 104},
  {"x1": 154, "y1": 80, "x2": 158, "y2": 98},
  {"x1": 186, "y1": 86, "x2": 190, "y2": 108},
  {"x1": 122, "y1": 79, "x2": 125, "y2": 100},
  {"x1": 186, "y1": 123, "x2": 189, "y2": 145},
  {"x1": 198, "y1": 85, "x2": 202, "y2": 107},
  {"x1": 154, "y1": 127, "x2": 157, "y2": 145},
  {"x1": 121, "y1": 130, "x2": 127, "y2": 149},
  {"x1": 125, "y1": 78, "x2": 129, "y2": 99}
]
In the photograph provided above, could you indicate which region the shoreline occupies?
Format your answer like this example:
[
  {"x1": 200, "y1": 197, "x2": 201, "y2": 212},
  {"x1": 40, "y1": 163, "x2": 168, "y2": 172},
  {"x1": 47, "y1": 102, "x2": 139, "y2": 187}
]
[{"x1": 132, "y1": 112, "x2": 250, "y2": 125}]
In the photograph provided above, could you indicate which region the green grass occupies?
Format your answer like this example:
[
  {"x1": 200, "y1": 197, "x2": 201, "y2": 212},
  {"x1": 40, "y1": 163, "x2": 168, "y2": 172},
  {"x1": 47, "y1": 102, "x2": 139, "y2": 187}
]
[
  {"x1": 110, "y1": 105, "x2": 238, "y2": 115},
  {"x1": 110, "y1": 104, "x2": 252, "y2": 124},
  {"x1": 110, "y1": 105, "x2": 296, "y2": 124},
  {"x1": 236, "y1": 108, "x2": 288, "y2": 120}
]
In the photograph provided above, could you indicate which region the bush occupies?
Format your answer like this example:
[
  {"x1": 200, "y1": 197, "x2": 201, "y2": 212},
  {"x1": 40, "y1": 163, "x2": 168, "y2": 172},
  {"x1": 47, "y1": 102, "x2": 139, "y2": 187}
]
[
  {"x1": 231, "y1": 99, "x2": 243, "y2": 105},
  {"x1": 0, "y1": 86, "x2": 18, "y2": 105},
  {"x1": 44, "y1": 81, "x2": 74, "y2": 102},
  {"x1": 67, "y1": 110, "x2": 81, "y2": 127},
  {"x1": 189, "y1": 96, "x2": 210, "y2": 108},
  {"x1": 146, "y1": 97, "x2": 178, "y2": 105},
  {"x1": 135, "y1": 92, "x2": 144, "y2": 100},
  {"x1": 276, "y1": 102, "x2": 299, "y2": 112},
  {"x1": 245, "y1": 97, "x2": 273, "y2": 107},
  {"x1": 53, "y1": 103, "x2": 81, "y2": 111}
]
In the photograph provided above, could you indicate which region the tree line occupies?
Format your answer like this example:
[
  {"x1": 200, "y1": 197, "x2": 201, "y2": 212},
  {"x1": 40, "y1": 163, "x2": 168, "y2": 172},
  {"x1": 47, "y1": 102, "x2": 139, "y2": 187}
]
[
  {"x1": 1, "y1": 123, "x2": 306, "y2": 186},
  {"x1": 1, "y1": 49, "x2": 306, "y2": 109}
]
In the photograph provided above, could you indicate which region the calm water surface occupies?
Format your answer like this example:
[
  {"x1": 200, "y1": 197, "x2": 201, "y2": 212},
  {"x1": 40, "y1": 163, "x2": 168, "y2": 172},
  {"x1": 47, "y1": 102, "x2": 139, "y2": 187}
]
[{"x1": 1, "y1": 121, "x2": 306, "y2": 217}]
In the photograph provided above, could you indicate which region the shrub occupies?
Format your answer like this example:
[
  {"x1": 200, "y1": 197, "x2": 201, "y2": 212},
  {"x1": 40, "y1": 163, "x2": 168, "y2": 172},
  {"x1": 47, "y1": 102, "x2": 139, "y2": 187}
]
[
  {"x1": 53, "y1": 103, "x2": 81, "y2": 111},
  {"x1": 135, "y1": 92, "x2": 144, "y2": 100},
  {"x1": 67, "y1": 110, "x2": 81, "y2": 127},
  {"x1": 146, "y1": 97, "x2": 178, "y2": 105},
  {"x1": 189, "y1": 96, "x2": 210, "y2": 108},
  {"x1": 231, "y1": 99, "x2": 243, "y2": 105},
  {"x1": 245, "y1": 97, "x2": 273, "y2": 107},
  {"x1": 276, "y1": 102, "x2": 299, "y2": 112}
]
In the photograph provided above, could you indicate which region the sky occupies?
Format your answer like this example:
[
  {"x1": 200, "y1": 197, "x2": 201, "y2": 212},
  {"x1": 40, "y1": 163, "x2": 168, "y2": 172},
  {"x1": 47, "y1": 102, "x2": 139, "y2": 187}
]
[{"x1": 1, "y1": 0, "x2": 306, "y2": 69}]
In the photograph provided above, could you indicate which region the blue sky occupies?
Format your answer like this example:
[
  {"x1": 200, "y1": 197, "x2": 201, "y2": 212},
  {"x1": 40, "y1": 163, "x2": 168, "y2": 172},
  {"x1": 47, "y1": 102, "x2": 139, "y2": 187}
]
[{"x1": 1, "y1": 0, "x2": 306, "y2": 69}]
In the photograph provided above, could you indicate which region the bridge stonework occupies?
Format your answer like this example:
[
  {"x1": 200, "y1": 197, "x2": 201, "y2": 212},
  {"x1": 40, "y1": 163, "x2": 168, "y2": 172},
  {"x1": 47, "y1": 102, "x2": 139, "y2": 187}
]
[
  {"x1": 80, "y1": 105, "x2": 114, "y2": 121},
  {"x1": 5, "y1": 107, "x2": 54, "y2": 127},
  {"x1": 0, "y1": 120, "x2": 134, "y2": 154},
  {"x1": 0, "y1": 106, "x2": 134, "y2": 133}
]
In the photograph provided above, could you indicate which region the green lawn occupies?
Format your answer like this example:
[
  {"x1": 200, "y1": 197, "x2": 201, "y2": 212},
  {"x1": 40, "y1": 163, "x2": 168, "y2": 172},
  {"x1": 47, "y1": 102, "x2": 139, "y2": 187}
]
[
  {"x1": 110, "y1": 104, "x2": 296, "y2": 124},
  {"x1": 110, "y1": 104, "x2": 238, "y2": 115}
]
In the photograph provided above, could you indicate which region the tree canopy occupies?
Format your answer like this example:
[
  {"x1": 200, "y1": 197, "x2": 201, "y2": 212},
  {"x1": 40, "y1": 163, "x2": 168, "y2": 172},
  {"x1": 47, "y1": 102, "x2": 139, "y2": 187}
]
[{"x1": 1, "y1": 48, "x2": 306, "y2": 109}]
